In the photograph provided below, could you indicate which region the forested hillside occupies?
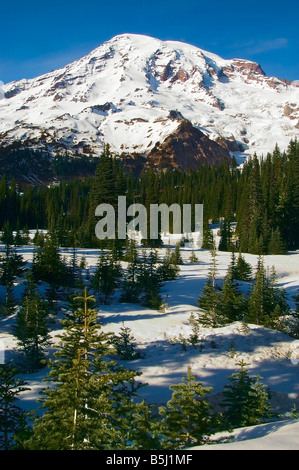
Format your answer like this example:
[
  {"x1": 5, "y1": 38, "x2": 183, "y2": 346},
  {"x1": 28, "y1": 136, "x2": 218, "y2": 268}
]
[{"x1": 0, "y1": 139, "x2": 298, "y2": 254}]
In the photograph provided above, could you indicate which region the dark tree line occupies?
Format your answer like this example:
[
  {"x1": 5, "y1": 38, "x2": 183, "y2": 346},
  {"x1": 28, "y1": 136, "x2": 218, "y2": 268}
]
[
  {"x1": 196, "y1": 250, "x2": 290, "y2": 330},
  {"x1": 0, "y1": 139, "x2": 298, "y2": 253}
]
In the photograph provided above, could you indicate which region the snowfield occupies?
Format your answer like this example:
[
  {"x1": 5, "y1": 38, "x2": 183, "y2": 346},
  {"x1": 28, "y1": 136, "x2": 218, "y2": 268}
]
[
  {"x1": 190, "y1": 419, "x2": 299, "y2": 450},
  {"x1": 1, "y1": 243, "x2": 299, "y2": 449}
]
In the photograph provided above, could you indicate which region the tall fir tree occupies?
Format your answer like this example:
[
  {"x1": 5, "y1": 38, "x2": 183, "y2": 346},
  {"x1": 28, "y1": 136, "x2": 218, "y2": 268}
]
[
  {"x1": 14, "y1": 273, "x2": 51, "y2": 372},
  {"x1": 23, "y1": 289, "x2": 145, "y2": 450},
  {"x1": 0, "y1": 361, "x2": 30, "y2": 450},
  {"x1": 234, "y1": 252, "x2": 252, "y2": 282},
  {"x1": 32, "y1": 231, "x2": 70, "y2": 286},
  {"x1": 158, "y1": 366, "x2": 223, "y2": 449},
  {"x1": 196, "y1": 247, "x2": 221, "y2": 327},
  {"x1": 218, "y1": 219, "x2": 233, "y2": 252},
  {"x1": 87, "y1": 144, "x2": 121, "y2": 248},
  {"x1": 247, "y1": 259, "x2": 289, "y2": 328},
  {"x1": 128, "y1": 399, "x2": 161, "y2": 450},
  {"x1": 221, "y1": 360, "x2": 275, "y2": 428},
  {"x1": 91, "y1": 250, "x2": 122, "y2": 304},
  {"x1": 156, "y1": 245, "x2": 179, "y2": 282},
  {"x1": 217, "y1": 268, "x2": 246, "y2": 324}
]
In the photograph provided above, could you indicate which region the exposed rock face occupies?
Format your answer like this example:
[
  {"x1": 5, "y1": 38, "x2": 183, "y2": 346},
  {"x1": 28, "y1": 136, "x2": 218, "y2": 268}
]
[
  {"x1": 215, "y1": 134, "x2": 244, "y2": 152},
  {"x1": 222, "y1": 59, "x2": 291, "y2": 90},
  {"x1": 146, "y1": 120, "x2": 230, "y2": 171},
  {"x1": 284, "y1": 103, "x2": 299, "y2": 120},
  {"x1": 231, "y1": 59, "x2": 266, "y2": 77}
]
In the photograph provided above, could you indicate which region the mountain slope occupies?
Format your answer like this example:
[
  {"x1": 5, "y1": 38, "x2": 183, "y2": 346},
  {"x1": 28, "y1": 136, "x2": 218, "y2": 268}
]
[{"x1": 0, "y1": 33, "x2": 299, "y2": 177}]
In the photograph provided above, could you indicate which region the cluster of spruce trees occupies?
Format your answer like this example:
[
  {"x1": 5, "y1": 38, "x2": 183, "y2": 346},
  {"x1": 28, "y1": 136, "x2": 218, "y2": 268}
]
[
  {"x1": 0, "y1": 228, "x2": 182, "y2": 369},
  {"x1": 0, "y1": 233, "x2": 178, "y2": 315},
  {"x1": 0, "y1": 139, "x2": 298, "y2": 253},
  {"x1": 1, "y1": 225, "x2": 297, "y2": 449},
  {"x1": 0, "y1": 231, "x2": 298, "y2": 449},
  {"x1": 1, "y1": 139, "x2": 299, "y2": 449},
  {"x1": 1, "y1": 287, "x2": 286, "y2": 450},
  {"x1": 195, "y1": 248, "x2": 292, "y2": 331}
]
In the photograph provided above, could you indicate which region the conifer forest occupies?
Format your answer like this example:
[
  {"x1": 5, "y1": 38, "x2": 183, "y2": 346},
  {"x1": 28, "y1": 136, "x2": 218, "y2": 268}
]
[{"x1": 0, "y1": 139, "x2": 299, "y2": 451}]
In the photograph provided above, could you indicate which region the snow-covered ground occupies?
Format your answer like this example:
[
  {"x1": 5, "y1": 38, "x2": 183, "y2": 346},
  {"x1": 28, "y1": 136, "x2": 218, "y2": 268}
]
[
  {"x1": 190, "y1": 419, "x2": 299, "y2": 450},
  {"x1": 1, "y1": 244, "x2": 299, "y2": 449}
]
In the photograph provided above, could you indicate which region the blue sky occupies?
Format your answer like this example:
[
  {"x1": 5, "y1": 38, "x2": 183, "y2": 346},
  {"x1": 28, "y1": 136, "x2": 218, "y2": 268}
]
[{"x1": 1, "y1": 0, "x2": 298, "y2": 84}]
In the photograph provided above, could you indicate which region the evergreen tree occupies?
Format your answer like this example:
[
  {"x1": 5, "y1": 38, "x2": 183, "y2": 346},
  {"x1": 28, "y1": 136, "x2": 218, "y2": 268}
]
[
  {"x1": 158, "y1": 366, "x2": 223, "y2": 449},
  {"x1": 14, "y1": 273, "x2": 51, "y2": 372},
  {"x1": 0, "y1": 361, "x2": 30, "y2": 450},
  {"x1": 138, "y1": 249, "x2": 162, "y2": 309},
  {"x1": 196, "y1": 248, "x2": 221, "y2": 327},
  {"x1": 287, "y1": 139, "x2": 299, "y2": 249},
  {"x1": 0, "y1": 279, "x2": 16, "y2": 317},
  {"x1": 112, "y1": 323, "x2": 143, "y2": 360},
  {"x1": 228, "y1": 250, "x2": 237, "y2": 280},
  {"x1": 0, "y1": 243, "x2": 25, "y2": 286},
  {"x1": 68, "y1": 246, "x2": 81, "y2": 288},
  {"x1": 189, "y1": 250, "x2": 199, "y2": 264},
  {"x1": 218, "y1": 219, "x2": 232, "y2": 252},
  {"x1": 32, "y1": 231, "x2": 70, "y2": 286},
  {"x1": 247, "y1": 259, "x2": 289, "y2": 328},
  {"x1": 120, "y1": 259, "x2": 141, "y2": 303},
  {"x1": 121, "y1": 243, "x2": 163, "y2": 308},
  {"x1": 170, "y1": 242, "x2": 183, "y2": 265},
  {"x1": 156, "y1": 245, "x2": 179, "y2": 282},
  {"x1": 123, "y1": 237, "x2": 139, "y2": 263},
  {"x1": 23, "y1": 289, "x2": 144, "y2": 450},
  {"x1": 91, "y1": 251, "x2": 122, "y2": 304},
  {"x1": 217, "y1": 268, "x2": 246, "y2": 324},
  {"x1": 221, "y1": 360, "x2": 275, "y2": 428},
  {"x1": 140, "y1": 167, "x2": 162, "y2": 248},
  {"x1": 87, "y1": 144, "x2": 120, "y2": 247},
  {"x1": 268, "y1": 228, "x2": 286, "y2": 254},
  {"x1": 120, "y1": 239, "x2": 141, "y2": 303},
  {"x1": 129, "y1": 399, "x2": 160, "y2": 450},
  {"x1": 237, "y1": 155, "x2": 265, "y2": 253},
  {"x1": 234, "y1": 252, "x2": 252, "y2": 282},
  {"x1": 201, "y1": 219, "x2": 214, "y2": 249},
  {"x1": 0, "y1": 221, "x2": 14, "y2": 245}
]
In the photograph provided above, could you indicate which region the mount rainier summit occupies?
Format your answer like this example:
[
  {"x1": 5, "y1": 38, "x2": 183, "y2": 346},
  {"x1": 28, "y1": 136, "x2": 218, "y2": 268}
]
[{"x1": 1, "y1": 33, "x2": 299, "y2": 174}]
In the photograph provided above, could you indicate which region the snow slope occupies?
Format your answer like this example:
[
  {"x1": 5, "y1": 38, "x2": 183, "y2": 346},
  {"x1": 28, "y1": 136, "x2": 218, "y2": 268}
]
[
  {"x1": 1, "y1": 244, "x2": 299, "y2": 449},
  {"x1": 0, "y1": 34, "x2": 298, "y2": 161},
  {"x1": 190, "y1": 420, "x2": 299, "y2": 450}
]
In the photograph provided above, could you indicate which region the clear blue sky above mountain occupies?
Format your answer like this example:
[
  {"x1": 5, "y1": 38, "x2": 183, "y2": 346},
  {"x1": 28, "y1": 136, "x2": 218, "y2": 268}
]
[{"x1": 1, "y1": 0, "x2": 298, "y2": 84}]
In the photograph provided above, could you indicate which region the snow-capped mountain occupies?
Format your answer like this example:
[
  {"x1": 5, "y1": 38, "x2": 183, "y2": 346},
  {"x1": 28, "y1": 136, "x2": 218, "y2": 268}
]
[{"x1": 1, "y1": 33, "x2": 299, "y2": 170}]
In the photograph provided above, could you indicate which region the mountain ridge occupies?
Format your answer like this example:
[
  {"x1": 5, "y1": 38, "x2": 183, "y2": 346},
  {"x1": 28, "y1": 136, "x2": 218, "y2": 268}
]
[{"x1": 0, "y1": 33, "x2": 298, "y2": 181}]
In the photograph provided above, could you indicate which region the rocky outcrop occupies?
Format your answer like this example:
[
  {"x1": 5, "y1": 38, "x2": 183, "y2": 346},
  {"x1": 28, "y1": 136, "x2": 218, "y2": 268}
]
[
  {"x1": 215, "y1": 134, "x2": 245, "y2": 152},
  {"x1": 119, "y1": 120, "x2": 231, "y2": 175},
  {"x1": 146, "y1": 120, "x2": 231, "y2": 171},
  {"x1": 231, "y1": 59, "x2": 266, "y2": 76},
  {"x1": 170, "y1": 68, "x2": 189, "y2": 83},
  {"x1": 284, "y1": 103, "x2": 299, "y2": 120}
]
